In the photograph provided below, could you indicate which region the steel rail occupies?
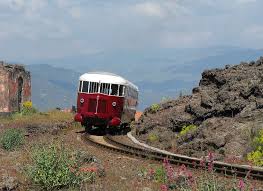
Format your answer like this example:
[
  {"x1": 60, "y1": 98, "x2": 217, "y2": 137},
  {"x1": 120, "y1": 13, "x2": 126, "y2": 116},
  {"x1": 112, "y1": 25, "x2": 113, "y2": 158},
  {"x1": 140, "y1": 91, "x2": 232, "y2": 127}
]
[{"x1": 83, "y1": 134, "x2": 263, "y2": 180}]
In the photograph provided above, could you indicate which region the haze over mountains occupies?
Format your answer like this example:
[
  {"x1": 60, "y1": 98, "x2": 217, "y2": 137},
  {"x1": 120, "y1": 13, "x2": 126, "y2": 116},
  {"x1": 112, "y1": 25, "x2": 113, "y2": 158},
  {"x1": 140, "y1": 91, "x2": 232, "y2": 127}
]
[{"x1": 26, "y1": 47, "x2": 263, "y2": 111}]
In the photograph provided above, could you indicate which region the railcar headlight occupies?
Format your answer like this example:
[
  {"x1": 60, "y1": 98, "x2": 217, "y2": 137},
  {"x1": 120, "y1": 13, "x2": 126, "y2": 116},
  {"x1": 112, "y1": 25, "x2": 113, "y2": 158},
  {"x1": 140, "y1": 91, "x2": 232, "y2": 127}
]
[
  {"x1": 80, "y1": 98, "x2": 84, "y2": 104},
  {"x1": 112, "y1": 102, "x2": 116, "y2": 107}
]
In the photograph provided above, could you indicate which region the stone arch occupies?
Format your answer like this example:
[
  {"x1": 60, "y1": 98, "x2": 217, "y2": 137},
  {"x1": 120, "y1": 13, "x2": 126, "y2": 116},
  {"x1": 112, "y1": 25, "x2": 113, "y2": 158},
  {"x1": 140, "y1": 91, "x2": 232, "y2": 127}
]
[{"x1": 17, "y1": 77, "x2": 23, "y2": 111}]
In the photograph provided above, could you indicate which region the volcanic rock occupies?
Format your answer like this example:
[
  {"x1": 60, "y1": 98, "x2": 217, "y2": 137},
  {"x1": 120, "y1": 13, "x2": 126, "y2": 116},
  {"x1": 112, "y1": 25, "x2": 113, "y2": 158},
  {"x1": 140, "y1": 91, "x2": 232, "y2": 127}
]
[{"x1": 134, "y1": 56, "x2": 263, "y2": 159}]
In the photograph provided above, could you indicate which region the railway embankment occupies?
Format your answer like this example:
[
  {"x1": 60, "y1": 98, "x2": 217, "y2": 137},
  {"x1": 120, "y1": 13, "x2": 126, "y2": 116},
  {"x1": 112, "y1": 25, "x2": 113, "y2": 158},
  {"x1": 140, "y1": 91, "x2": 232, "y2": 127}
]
[{"x1": 133, "y1": 56, "x2": 263, "y2": 164}]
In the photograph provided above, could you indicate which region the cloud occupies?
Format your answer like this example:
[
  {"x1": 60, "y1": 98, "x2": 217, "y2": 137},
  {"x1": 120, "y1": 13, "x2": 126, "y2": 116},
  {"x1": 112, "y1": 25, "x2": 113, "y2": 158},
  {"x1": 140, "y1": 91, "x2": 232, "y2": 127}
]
[
  {"x1": 160, "y1": 31, "x2": 213, "y2": 48},
  {"x1": 0, "y1": 0, "x2": 262, "y2": 61},
  {"x1": 134, "y1": 2, "x2": 164, "y2": 17},
  {"x1": 236, "y1": 0, "x2": 257, "y2": 4},
  {"x1": 241, "y1": 25, "x2": 263, "y2": 45},
  {"x1": 69, "y1": 7, "x2": 82, "y2": 19},
  {"x1": 1, "y1": 0, "x2": 46, "y2": 12}
]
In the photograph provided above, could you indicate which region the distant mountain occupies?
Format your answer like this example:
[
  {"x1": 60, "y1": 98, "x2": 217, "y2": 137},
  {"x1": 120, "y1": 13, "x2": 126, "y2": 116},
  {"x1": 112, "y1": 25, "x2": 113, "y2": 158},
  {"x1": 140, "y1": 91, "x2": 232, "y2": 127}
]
[
  {"x1": 27, "y1": 46, "x2": 253, "y2": 83},
  {"x1": 25, "y1": 47, "x2": 263, "y2": 111},
  {"x1": 26, "y1": 64, "x2": 80, "y2": 111}
]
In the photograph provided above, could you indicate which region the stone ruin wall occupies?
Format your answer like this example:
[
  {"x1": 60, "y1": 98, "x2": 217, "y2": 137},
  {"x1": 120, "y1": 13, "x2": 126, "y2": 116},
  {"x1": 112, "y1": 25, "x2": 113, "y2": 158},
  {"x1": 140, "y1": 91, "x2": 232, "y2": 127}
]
[
  {"x1": 0, "y1": 67, "x2": 9, "y2": 113},
  {"x1": 0, "y1": 62, "x2": 31, "y2": 114}
]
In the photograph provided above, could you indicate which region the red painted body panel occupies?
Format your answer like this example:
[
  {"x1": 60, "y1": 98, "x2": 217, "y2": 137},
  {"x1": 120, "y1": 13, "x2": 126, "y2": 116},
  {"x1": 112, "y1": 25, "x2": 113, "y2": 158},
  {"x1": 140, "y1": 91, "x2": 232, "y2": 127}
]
[{"x1": 75, "y1": 93, "x2": 124, "y2": 127}]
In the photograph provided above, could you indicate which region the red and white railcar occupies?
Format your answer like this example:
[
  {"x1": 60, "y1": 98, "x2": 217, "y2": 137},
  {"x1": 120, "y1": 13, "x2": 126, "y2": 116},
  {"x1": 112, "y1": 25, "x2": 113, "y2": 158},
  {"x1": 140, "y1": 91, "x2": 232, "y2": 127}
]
[{"x1": 74, "y1": 72, "x2": 139, "y2": 131}]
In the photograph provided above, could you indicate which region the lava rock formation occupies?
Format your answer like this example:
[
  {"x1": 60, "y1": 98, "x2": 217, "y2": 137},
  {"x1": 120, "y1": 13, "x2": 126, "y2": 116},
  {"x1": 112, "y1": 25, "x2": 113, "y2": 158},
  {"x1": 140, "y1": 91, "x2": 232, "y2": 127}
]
[{"x1": 134, "y1": 56, "x2": 263, "y2": 160}]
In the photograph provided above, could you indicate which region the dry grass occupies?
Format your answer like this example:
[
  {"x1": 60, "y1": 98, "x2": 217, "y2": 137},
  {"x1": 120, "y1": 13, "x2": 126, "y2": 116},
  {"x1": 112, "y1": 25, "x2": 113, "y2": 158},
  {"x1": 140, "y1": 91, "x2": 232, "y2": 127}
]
[{"x1": 0, "y1": 110, "x2": 73, "y2": 125}]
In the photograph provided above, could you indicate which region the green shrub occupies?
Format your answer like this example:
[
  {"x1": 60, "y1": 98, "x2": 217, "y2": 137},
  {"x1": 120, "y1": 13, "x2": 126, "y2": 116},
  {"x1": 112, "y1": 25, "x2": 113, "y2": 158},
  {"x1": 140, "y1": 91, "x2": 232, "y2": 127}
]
[
  {"x1": 26, "y1": 143, "x2": 95, "y2": 190},
  {"x1": 137, "y1": 166, "x2": 166, "y2": 183},
  {"x1": 154, "y1": 166, "x2": 166, "y2": 183},
  {"x1": 147, "y1": 133, "x2": 159, "y2": 142},
  {"x1": 247, "y1": 148, "x2": 263, "y2": 166},
  {"x1": 0, "y1": 128, "x2": 25, "y2": 151},
  {"x1": 21, "y1": 101, "x2": 37, "y2": 115},
  {"x1": 247, "y1": 129, "x2": 263, "y2": 166},
  {"x1": 161, "y1": 97, "x2": 172, "y2": 103},
  {"x1": 179, "y1": 124, "x2": 197, "y2": 136},
  {"x1": 150, "y1": 103, "x2": 160, "y2": 113}
]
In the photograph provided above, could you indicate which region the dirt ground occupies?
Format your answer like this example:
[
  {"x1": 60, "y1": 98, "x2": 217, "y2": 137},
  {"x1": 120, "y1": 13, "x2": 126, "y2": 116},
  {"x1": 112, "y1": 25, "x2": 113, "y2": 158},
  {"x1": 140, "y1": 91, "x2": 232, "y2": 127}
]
[
  {"x1": 0, "y1": 113, "x2": 162, "y2": 191},
  {"x1": 0, "y1": 112, "x2": 262, "y2": 191}
]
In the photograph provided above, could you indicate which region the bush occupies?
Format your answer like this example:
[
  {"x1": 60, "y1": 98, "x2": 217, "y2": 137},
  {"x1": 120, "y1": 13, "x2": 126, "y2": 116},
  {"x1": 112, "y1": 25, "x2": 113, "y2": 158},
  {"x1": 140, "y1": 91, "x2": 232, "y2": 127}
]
[
  {"x1": 147, "y1": 133, "x2": 159, "y2": 142},
  {"x1": 26, "y1": 143, "x2": 95, "y2": 190},
  {"x1": 150, "y1": 103, "x2": 160, "y2": 113},
  {"x1": 154, "y1": 166, "x2": 166, "y2": 183},
  {"x1": 247, "y1": 129, "x2": 263, "y2": 166},
  {"x1": 140, "y1": 158, "x2": 255, "y2": 191},
  {"x1": 21, "y1": 101, "x2": 37, "y2": 115},
  {"x1": 247, "y1": 148, "x2": 263, "y2": 166},
  {"x1": 0, "y1": 128, "x2": 25, "y2": 151},
  {"x1": 179, "y1": 124, "x2": 197, "y2": 136}
]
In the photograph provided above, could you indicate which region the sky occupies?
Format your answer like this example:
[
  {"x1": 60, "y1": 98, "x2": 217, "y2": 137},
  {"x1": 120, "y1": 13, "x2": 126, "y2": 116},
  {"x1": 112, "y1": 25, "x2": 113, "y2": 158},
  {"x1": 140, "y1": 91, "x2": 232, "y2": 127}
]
[{"x1": 0, "y1": 0, "x2": 263, "y2": 61}]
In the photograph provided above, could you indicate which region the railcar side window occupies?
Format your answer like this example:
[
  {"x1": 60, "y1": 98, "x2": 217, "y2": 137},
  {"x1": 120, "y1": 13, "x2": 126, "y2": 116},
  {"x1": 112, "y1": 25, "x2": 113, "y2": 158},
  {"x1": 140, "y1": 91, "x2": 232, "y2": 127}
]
[
  {"x1": 119, "y1": 85, "x2": 124, "y2": 96},
  {"x1": 100, "y1": 83, "x2": 110, "y2": 94},
  {"x1": 82, "y1": 81, "x2": 89, "y2": 92},
  {"x1": 78, "y1": 81, "x2": 83, "y2": 92},
  {"x1": 110, "y1": 84, "x2": 118, "y2": 95}
]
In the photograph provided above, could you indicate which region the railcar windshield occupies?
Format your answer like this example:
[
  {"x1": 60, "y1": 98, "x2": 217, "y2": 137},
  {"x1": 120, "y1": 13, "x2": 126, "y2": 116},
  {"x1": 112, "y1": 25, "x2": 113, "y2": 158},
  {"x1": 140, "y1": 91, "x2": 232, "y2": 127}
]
[
  {"x1": 89, "y1": 82, "x2": 99, "y2": 93},
  {"x1": 100, "y1": 83, "x2": 110, "y2": 94},
  {"x1": 78, "y1": 80, "x2": 126, "y2": 97}
]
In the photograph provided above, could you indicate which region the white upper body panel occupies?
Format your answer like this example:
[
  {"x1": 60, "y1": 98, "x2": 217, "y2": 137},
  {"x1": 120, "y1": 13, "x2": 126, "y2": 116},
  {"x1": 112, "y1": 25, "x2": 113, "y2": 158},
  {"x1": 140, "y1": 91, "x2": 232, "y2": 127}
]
[{"x1": 79, "y1": 72, "x2": 138, "y2": 91}]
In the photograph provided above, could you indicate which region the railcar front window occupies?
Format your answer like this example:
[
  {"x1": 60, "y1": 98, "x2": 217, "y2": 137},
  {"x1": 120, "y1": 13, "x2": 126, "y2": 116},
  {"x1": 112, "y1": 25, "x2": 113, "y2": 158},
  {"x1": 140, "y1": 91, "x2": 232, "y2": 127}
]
[
  {"x1": 110, "y1": 84, "x2": 118, "y2": 95},
  {"x1": 89, "y1": 82, "x2": 99, "y2": 93},
  {"x1": 78, "y1": 81, "x2": 83, "y2": 92},
  {"x1": 82, "y1": 81, "x2": 89, "y2": 92},
  {"x1": 100, "y1": 83, "x2": 110, "y2": 95}
]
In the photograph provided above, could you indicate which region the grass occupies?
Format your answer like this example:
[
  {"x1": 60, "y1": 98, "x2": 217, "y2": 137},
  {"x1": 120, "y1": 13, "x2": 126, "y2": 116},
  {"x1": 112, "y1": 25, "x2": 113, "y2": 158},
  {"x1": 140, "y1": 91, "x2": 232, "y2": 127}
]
[
  {"x1": 247, "y1": 129, "x2": 263, "y2": 166},
  {"x1": 0, "y1": 128, "x2": 25, "y2": 151},
  {"x1": 147, "y1": 133, "x2": 159, "y2": 143},
  {"x1": 179, "y1": 124, "x2": 197, "y2": 136},
  {"x1": 150, "y1": 103, "x2": 160, "y2": 113},
  {"x1": 0, "y1": 110, "x2": 73, "y2": 127}
]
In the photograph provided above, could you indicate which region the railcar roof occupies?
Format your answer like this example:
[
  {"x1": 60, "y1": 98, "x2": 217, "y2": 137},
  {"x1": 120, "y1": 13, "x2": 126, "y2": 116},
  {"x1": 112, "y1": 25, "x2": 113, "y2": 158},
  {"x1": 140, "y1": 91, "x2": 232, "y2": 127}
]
[{"x1": 79, "y1": 72, "x2": 138, "y2": 91}]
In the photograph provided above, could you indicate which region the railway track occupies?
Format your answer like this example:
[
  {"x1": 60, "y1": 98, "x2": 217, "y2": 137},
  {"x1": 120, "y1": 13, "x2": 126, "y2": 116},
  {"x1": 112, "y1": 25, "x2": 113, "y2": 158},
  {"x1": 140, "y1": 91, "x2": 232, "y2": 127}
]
[{"x1": 83, "y1": 133, "x2": 263, "y2": 180}]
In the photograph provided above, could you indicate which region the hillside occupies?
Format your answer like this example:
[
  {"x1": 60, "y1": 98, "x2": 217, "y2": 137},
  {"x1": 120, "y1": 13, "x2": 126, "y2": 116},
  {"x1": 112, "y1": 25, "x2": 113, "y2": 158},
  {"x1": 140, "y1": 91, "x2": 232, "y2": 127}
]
[
  {"x1": 134, "y1": 56, "x2": 263, "y2": 161},
  {"x1": 25, "y1": 47, "x2": 263, "y2": 111},
  {"x1": 26, "y1": 64, "x2": 80, "y2": 111}
]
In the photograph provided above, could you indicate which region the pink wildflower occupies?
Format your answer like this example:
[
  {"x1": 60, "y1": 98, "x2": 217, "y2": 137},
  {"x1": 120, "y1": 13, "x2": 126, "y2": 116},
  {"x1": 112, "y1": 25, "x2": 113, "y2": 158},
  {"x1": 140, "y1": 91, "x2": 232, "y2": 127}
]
[
  {"x1": 148, "y1": 168, "x2": 155, "y2": 177},
  {"x1": 180, "y1": 164, "x2": 186, "y2": 172},
  {"x1": 160, "y1": 184, "x2": 168, "y2": 191},
  {"x1": 192, "y1": 161, "x2": 197, "y2": 168},
  {"x1": 163, "y1": 158, "x2": 169, "y2": 165},
  {"x1": 238, "y1": 179, "x2": 245, "y2": 191},
  {"x1": 163, "y1": 158, "x2": 174, "y2": 181},
  {"x1": 208, "y1": 162, "x2": 213, "y2": 172},
  {"x1": 79, "y1": 167, "x2": 98, "y2": 173},
  {"x1": 187, "y1": 171, "x2": 195, "y2": 184},
  {"x1": 208, "y1": 151, "x2": 214, "y2": 162},
  {"x1": 200, "y1": 157, "x2": 206, "y2": 168}
]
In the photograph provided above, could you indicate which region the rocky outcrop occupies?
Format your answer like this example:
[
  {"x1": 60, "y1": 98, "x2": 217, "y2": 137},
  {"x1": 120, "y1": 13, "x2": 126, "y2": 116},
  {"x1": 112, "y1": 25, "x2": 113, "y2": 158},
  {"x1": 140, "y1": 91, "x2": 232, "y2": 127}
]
[{"x1": 134, "y1": 56, "x2": 263, "y2": 159}]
